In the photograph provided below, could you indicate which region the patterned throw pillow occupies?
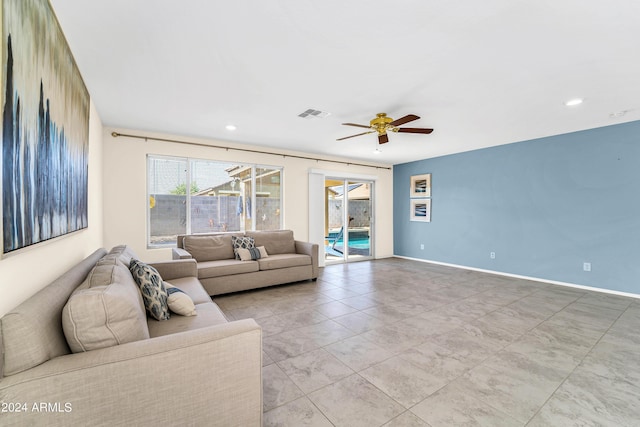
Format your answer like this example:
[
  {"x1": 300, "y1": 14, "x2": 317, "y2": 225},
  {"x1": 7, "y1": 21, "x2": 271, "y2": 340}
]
[
  {"x1": 165, "y1": 283, "x2": 197, "y2": 316},
  {"x1": 231, "y1": 236, "x2": 255, "y2": 260},
  {"x1": 129, "y1": 259, "x2": 170, "y2": 321},
  {"x1": 236, "y1": 247, "x2": 264, "y2": 261}
]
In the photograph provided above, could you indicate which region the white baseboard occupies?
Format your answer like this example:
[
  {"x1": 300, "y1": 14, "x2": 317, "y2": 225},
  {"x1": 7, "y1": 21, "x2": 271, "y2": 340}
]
[{"x1": 394, "y1": 255, "x2": 640, "y2": 300}]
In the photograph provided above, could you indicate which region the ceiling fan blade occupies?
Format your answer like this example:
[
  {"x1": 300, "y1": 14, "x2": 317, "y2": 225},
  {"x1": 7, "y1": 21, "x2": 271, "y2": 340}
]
[
  {"x1": 336, "y1": 130, "x2": 375, "y2": 141},
  {"x1": 342, "y1": 122, "x2": 372, "y2": 129},
  {"x1": 378, "y1": 133, "x2": 389, "y2": 144},
  {"x1": 389, "y1": 114, "x2": 420, "y2": 127},
  {"x1": 397, "y1": 127, "x2": 434, "y2": 134}
]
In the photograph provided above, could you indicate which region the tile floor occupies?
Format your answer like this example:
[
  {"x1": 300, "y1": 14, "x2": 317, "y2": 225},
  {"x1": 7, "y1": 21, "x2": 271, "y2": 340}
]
[{"x1": 213, "y1": 258, "x2": 640, "y2": 427}]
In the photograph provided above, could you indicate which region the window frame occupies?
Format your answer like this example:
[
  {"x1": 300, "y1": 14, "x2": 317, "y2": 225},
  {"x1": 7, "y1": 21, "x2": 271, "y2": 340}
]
[{"x1": 147, "y1": 154, "x2": 283, "y2": 248}]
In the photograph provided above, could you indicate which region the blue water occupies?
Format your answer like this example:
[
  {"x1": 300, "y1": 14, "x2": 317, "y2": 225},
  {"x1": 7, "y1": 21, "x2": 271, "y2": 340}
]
[{"x1": 332, "y1": 237, "x2": 370, "y2": 249}]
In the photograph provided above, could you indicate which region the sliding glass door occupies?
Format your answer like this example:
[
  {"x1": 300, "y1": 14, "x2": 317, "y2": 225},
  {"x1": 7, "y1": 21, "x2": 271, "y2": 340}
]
[{"x1": 324, "y1": 178, "x2": 373, "y2": 263}]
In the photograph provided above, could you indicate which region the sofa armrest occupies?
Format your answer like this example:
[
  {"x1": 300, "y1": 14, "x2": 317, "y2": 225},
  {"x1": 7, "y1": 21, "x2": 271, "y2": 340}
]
[
  {"x1": 172, "y1": 247, "x2": 193, "y2": 260},
  {"x1": 149, "y1": 258, "x2": 197, "y2": 280},
  {"x1": 0, "y1": 319, "x2": 262, "y2": 427},
  {"x1": 295, "y1": 240, "x2": 319, "y2": 279}
]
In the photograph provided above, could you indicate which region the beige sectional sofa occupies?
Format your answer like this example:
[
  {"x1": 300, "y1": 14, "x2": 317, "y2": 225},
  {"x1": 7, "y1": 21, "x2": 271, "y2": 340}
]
[
  {"x1": 173, "y1": 230, "x2": 319, "y2": 296},
  {"x1": 0, "y1": 246, "x2": 262, "y2": 427}
]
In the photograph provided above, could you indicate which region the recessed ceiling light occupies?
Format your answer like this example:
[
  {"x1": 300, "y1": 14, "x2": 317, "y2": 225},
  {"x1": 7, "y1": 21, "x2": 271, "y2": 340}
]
[
  {"x1": 373, "y1": 148, "x2": 382, "y2": 155},
  {"x1": 225, "y1": 124, "x2": 237, "y2": 131},
  {"x1": 565, "y1": 98, "x2": 583, "y2": 107}
]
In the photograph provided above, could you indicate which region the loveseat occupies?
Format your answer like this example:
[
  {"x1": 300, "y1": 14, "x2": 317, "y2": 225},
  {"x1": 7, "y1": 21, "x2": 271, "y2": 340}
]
[
  {"x1": 173, "y1": 230, "x2": 319, "y2": 296},
  {"x1": 0, "y1": 246, "x2": 262, "y2": 426}
]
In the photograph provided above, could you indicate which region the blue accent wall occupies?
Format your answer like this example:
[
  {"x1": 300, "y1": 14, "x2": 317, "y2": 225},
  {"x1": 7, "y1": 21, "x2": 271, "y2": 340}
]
[{"x1": 394, "y1": 120, "x2": 640, "y2": 294}]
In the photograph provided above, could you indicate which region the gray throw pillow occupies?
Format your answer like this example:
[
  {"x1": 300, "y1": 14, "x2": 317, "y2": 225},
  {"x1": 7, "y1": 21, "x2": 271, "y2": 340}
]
[{"x1": 129, "y1": 259, "x2": 170, "y2": 321}]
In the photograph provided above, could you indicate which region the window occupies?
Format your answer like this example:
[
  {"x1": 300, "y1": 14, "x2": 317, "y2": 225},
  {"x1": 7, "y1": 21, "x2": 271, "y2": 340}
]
[
  {"x1": 147, "y1": 155, "x2": 283, "y2": 247},
  {"x1": 148, "y1": 157, "x2": 187, "y2": 246},
  {"x1": 255, "y1": 166, "x2": 282, "y2": 231}
]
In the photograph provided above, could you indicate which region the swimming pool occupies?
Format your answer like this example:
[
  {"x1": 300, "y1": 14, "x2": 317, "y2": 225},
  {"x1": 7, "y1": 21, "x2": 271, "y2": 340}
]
[
  {"x1": 331, "y1": 237, "x2": 370, "y2": 249},
  {"x1": 326, "y1": 228, "x2": 371, "y2": 255}
]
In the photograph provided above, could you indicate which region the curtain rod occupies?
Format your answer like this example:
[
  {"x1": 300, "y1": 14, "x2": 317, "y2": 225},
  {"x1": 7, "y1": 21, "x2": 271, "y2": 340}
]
[{"x1": 111, "y1": 131, "x2": 392, "y2": 171}]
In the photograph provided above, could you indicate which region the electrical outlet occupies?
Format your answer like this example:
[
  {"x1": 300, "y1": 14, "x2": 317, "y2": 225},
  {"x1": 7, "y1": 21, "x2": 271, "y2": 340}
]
[
  {"x1": 490, "y1": 252, "x2": 496, "y2": 259},
  {"x1": 420, "y1": 244, "x2": 424, "y2": 250},
  {"x1": 583, "y1": 262, "x2": 591, "y2": 272}
]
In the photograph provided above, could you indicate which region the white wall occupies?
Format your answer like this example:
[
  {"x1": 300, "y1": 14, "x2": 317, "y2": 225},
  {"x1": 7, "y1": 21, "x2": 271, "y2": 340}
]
[
  {"x1": 102, "y1": 128, "x2": 394, "y2": 262},
  {"x1": 0, "y1": 119, "x2": 392, "y2": 317},
  {"x1": 0, "y1": 102, "x2": 104, "y2": 316}
]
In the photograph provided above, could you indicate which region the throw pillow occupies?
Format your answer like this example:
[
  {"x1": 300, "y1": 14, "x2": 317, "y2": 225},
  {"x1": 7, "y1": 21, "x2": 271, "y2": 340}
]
[
  {"x1": 257, "y1": 246, "x2": 269, "y2": 258},
  {"x1": 165, "y1": 283, "x2": 197, "y2": 316},
  {"x1": 236, "y1": 247, "x2": 263, "y2": 261},
  {"x1": 129, "y1": 259, "x2": 170, "y2": 321},
  {"x1": 231, "y1": 235, "x2": 255, "y2": 260}
]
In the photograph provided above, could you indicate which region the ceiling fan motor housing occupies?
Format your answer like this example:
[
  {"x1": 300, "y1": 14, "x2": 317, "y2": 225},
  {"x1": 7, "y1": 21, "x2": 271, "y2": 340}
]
[{"x1": 370, "y1": 113, "x2": 393, "y2": 134}]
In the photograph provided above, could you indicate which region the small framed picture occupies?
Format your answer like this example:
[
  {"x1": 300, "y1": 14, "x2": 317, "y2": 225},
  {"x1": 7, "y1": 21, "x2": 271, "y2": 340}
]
[
  {"x1": 410, "y1": 199, "x2": 431, "y2": 222},
  {"x1": 410, "y1": 174, "x2": 431, "y2": 198}
]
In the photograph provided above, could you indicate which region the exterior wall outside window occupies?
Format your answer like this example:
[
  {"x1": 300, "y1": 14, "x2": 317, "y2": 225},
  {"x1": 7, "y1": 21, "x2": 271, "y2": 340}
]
[{"x1": 147, "y1": 155, "x2": 283, "y2": 247}]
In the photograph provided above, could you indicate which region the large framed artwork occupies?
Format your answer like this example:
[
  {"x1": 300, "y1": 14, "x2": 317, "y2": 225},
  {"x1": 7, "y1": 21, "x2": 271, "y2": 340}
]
[
  {"x1": 2, "y1": 0, "x2": 90, "y2": 254},
  {"x1": 410, "y1": 173, "x2": 431, "y2": 197}
]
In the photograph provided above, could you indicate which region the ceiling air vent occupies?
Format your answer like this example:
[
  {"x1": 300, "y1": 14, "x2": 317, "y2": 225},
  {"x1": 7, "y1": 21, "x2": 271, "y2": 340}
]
[{"x1": 298, "y1": 108, "x2": 330, "y2": 119}]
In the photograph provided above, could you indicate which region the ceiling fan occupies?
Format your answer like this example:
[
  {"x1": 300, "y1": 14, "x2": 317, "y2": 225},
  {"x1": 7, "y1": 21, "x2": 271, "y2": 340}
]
[{"x1": 337, "y1": 113, "x2": 433, "y2": 144}]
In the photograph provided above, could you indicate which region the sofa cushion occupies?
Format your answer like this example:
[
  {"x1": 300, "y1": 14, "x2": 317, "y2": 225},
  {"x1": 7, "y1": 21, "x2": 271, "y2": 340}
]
[
  {"x1": 165, "y1": 284, "x2": 197, "y2": 316},
  {"x1": 257, "y1": 253, "x2": 311, "y2": 271},
  {"x1": 129, "y1": 259, "x2": 170, "y2": 321},
  {"x1": 1, "y1": 249, "x2": 107, "y2": 376},
  {"x1": 184, "y1": 234, "x2": 235, "y2": 262},
  {"x1": 62, "y1": 264, "x2": 150, "y2": 353},
  {"x1": 246, "y1": 230, "x2": 296, "y2": 255},
  {"x1": 197, "y1": 259, "x2": 259, "y2": 279},
  {"x1": 147, "y1": 303, "x2": 228, "y2": 337},
  {"x1": 97, "y1": 245, "x2": 138, "y2": 267},
  {"x1": 231, "y1": 235, "x2": 255, "y2": 259}
]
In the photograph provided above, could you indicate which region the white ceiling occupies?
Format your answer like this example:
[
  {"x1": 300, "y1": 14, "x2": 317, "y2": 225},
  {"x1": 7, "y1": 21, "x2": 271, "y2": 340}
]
[{"x1": 50, "y1": 0, "x2": 640, "y2": 165}]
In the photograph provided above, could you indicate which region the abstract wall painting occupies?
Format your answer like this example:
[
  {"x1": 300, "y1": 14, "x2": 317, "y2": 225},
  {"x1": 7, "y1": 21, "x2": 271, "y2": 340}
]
[{"x1": 2, "y1": 0, "x2": 90, "y2": 254}]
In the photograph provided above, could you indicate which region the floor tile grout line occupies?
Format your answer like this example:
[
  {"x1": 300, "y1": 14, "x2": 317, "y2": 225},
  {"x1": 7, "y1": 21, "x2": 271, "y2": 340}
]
[
  {"x1": 456, "y1": 290, "x2": 603, "y2": 425},
  {"x1": 521, "y1": 299, "x2": 629, "y2": 425},
  {"x1": 221, "y1": 259, "x2": 639, "y2": 425},
  {"x1": 306, "y1": 395, "x2": 337, "y2": 427}
]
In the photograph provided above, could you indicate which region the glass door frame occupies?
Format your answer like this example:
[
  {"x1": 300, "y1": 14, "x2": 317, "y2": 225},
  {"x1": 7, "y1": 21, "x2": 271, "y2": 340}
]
[{"x1": 324, "y1": 177, "x2": 374, "y2": 265}]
